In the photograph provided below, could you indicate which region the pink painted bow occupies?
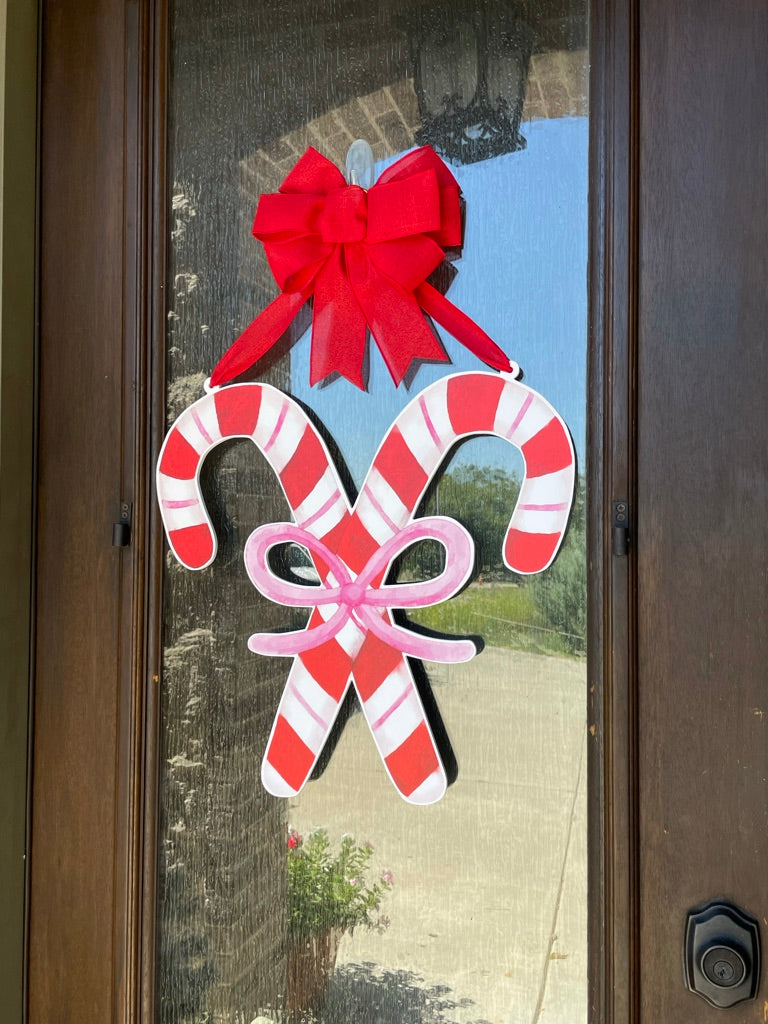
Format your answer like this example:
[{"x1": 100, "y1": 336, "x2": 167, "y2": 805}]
[{"x1": 244, "y1": 517, "x2": 476, "y2": 663}]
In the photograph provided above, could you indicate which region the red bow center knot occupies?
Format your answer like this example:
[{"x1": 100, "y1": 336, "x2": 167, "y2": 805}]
[
  {"x1": 210, "y1": 146, "x2": 514, "y2": 390},
  {"x1": 316, "y1": 185, "x2": 368, "y2": 243}
]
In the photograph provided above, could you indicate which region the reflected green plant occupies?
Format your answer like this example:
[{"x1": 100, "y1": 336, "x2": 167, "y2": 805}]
[{"x1": 287, "y1": 828, "x2": 393, "y2": 940}]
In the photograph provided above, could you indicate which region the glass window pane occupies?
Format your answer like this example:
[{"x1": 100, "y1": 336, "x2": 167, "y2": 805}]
[{"x1": 158, "y1": 3, "x2": 588, "y2": 1022}]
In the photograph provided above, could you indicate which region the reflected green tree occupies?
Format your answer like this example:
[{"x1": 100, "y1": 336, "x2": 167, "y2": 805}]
[
  {"x1": 400, "y1": 464, "x2": 586, "y2": 655},
  {"x1": 527, "y1": 479, "x2": 586, "y2": 654}
]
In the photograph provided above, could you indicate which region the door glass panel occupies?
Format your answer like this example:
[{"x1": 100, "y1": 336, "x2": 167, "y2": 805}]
[{"x1": 158, "y1": 3, "x2": 588, "y2": 1022}]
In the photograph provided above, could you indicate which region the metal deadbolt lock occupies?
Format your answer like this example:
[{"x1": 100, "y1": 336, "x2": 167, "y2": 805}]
[{"x1": 684, "y1": 900, "x2": 761, "y2": 1008}]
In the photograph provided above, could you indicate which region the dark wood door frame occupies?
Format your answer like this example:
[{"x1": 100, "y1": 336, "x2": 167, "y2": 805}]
[
  {"x1": 28, "y1": 0, "x2": 641, "y2": 1021},
  {"x1": 588, "y1": 1, "x2": 640, "y2": 1021},
  {"x1": 0, "y1": 0, "x2": 40, "y2": 1020},
  {"x1": 29, "y1": 0, "x2": 167, "y2": 1020}
]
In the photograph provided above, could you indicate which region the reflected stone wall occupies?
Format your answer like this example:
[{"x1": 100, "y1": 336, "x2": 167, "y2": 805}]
[{"x1": 159, "y1": 181, "x2": 292, "y2": 1020}]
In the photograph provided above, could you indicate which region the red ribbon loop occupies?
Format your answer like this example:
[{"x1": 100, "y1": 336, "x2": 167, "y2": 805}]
[{"x1": 210, "y1": 145, "x2": 513, "y2": 389}]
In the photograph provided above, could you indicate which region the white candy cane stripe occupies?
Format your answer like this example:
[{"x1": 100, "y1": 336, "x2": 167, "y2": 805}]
[
  {"x1": 361, "y1": 658, "x2": 416, "y2": 726},
  {"x1": 157, "y1": 475, "x2": 201, "y2": 503},
  {"x1": 362, "y1": 662, "x2": 426, "y2": 758},
  {"x1": 332, "y1": 615, "x2": 368, "y2": 658},
  {"x1": 405, "y1": 769, "x2": 447, "y2": 805},
  {"x1": 417, "y1": 387, "x2": 455, "y2": 453},
  {"x1": 292, "y1": 466, "x2": 345, "y2": 530},
  {"x1": 160, "y1": 501, "x2": 211, "y2": 534},
  {"x1": 171, "y1": 405, "x2": 222, "y2": 454},
  {"x1": 516, "y1": 466, "x2": 574, "y2": 507},
  {"x1": 501, "y1": 392, "x2": 553, "y2": 446},
  {"x1": 393, "y1": 389, "x2": 458, "y2": 475},
  {"x1": 188, "y1": 396, "x2": 225, "y2": 446},
  {"x1": 286, "y1": 659, "x2": 342, "y2": 726},
  {"x1": 261, "y1": 400, "x2": 311, "y2": 473},
  {"x1": 299, "y1": 493, "x2": 349, "y2": 539},
  {"x1": 261, "y1": 758, "x2": 298, "y2": 799},
  {"x1": 491, "y1": 382, "x2": 532, "y2": 438},
  {"x1": 512, "y1": 505, "x2": 571, "y2": 534},
  {"x1": 356, "y1": 470, "x2": 411, "y2": 545},
  {"x1": 277, "y1": 663, "x2": 341, "y2": 755},
  {"x1": 372, "y1": 688, "x2": 429, "y2": 758},
  {"x1": 262, "y1": 653, "x2": 355, "y2": 798}
]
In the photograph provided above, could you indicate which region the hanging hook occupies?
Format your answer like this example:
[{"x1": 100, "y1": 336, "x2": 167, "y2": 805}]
[{"x1": 345, "y1": 139, "x2": 375, "y2": 189}]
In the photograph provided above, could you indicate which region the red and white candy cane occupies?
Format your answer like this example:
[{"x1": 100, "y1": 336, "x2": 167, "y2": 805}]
[
  {"x1": 156, "y1": 383, "x2": 349, "y2": 571},
  {"x1": 156, "y1": 381, "x2": 451, "y2": 804},
  {"x1": 368, "y1": 371, "x2": 576, "y2": 578},
  {"x1": 156, "y1": 371, "x2": 575, "y2": 804}
]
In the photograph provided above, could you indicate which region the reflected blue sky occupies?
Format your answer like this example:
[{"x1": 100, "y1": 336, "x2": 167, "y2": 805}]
[{"x1": 291, "y1": 117, "x2": 588, "y2": 490}]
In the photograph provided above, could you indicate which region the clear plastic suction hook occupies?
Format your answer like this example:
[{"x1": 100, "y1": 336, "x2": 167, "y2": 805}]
[{"x1": 345, "y1": 139, "x2": 375, "y2": 188}]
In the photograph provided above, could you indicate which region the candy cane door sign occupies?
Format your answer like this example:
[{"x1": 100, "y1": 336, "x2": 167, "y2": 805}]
[{"x1": 157, "y1": 370, "x2": 575, "y2": 804}]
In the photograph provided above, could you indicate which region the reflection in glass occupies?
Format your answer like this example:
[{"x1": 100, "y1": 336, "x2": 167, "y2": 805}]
[
  {"x1": 420, "y1": 21, "x2": 479, "y2": 111},
  {"x1": 158, "y1": 2, "x2": 588, "y2": 1022},
  {"x1": 412, "y1": 3, "x2": 532, "y2": 164}
]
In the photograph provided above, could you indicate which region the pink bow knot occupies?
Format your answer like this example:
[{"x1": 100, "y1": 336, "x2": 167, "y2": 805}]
[
  {"x1": 244, "y1": 517, "x2": 477, "y2": 664},
  {"x1": 338, "y1": 579, "x2": 367, "y2": 607}
]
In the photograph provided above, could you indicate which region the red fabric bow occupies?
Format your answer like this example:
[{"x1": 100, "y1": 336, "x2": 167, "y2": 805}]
[{"x1": 211, "y1": 146, "x2": 513, "y2": 389}]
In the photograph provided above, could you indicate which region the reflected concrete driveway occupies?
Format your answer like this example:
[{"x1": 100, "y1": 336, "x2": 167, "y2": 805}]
[{"x1": 289, "y1": 647, "x2": 587, "y2": 1024}]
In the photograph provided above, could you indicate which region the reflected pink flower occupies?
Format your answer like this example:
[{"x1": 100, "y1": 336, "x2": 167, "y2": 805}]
[
  {"x1": 287, "y1": 829, "x2": 302, "y2": 849},
  {"x1": 381, "y1": 869, "x2": 394, "y2": 886}
]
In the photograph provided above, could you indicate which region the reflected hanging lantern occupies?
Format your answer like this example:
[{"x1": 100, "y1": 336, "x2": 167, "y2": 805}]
[{"x1": 410, "y1": 0, "x2": 533, "y2": 165}]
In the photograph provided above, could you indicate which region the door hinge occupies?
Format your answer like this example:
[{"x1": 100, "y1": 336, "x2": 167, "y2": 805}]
[
  {"x1": 112, "y1": 501, "x2": 132, "y2": 547},
  {"x1": 612, "y1": 500, "x2": 630, "y2": 556}
]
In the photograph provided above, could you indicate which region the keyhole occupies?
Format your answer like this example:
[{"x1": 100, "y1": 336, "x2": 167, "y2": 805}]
[{"x1": 714, "y1": 961, "x2": 734, "y2": 982}]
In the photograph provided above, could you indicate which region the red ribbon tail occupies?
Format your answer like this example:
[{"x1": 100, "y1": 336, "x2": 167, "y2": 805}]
[
  {"x1": 348, "y1": 248, "x2": 448, "y2": 385},
  {"x1": 415, "y1": 282, "x2": 515, "y2": 374},
  {"x1": 210, "y1": 291, "x2": 308, "y2": 386},
  {"x1": 310, "y1": 248, "x2": 368, "y2": 389}
]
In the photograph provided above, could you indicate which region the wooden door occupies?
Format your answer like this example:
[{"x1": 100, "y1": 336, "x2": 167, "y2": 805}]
[
  {"x1": 635, "y1": 1, "x2": 768, "y2": 1020},
  {"x1": 25, "y1": 1, "x2": 768, "y2": 1022}
]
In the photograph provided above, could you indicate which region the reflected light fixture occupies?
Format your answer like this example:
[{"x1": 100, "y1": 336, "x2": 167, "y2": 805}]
[{"x1": 410, "y1": 0, "x2": 533, "y2": 165}]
